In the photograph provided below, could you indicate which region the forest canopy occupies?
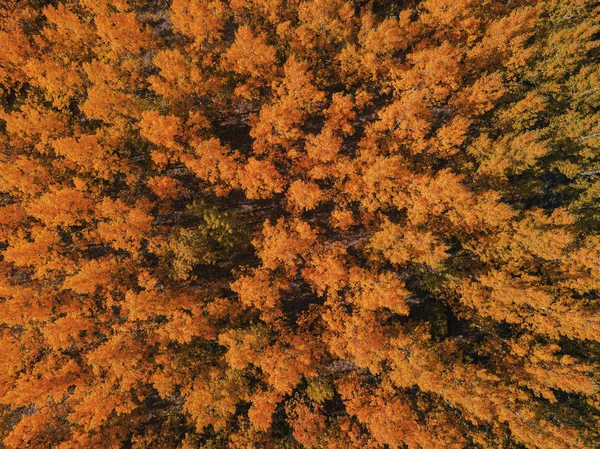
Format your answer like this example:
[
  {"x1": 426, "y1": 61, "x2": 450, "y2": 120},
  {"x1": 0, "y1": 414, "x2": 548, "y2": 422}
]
[{"x1": 0, "y1": 0, "x2": 599, "y2": 448}]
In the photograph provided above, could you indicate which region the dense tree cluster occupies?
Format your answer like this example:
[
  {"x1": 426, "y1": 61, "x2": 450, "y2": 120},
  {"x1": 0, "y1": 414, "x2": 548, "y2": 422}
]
[{"x1": 0, "y1": 0, "x2": 599, "y2": 447}]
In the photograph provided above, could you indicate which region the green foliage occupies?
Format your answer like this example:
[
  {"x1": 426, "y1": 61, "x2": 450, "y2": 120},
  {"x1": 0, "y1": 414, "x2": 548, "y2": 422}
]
[
  {"x1": 169, "y1": 200, "x2": 250, "y2": 280},
  {"x1": 305, "y1": 377, "x2": 335, "y2": 404},
  {"x1": 0, "y1": 406, "x2": 12, "y2": 449}
]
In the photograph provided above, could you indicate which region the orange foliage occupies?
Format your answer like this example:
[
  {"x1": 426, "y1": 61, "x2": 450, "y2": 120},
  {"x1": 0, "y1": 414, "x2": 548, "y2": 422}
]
[{"x1": 0, "y1": 1, "x2": 598, "y2": 448}]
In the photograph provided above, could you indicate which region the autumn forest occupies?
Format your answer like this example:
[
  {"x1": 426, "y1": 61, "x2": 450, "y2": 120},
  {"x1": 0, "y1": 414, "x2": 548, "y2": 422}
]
[{"x1": 0, "y1": 0, "x2": 599, "y2": 447}]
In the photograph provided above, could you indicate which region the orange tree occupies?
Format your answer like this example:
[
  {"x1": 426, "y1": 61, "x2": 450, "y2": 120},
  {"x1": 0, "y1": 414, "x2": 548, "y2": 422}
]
[{"x1": 0, "y1": 0, "x2": 599, "y2": 448}]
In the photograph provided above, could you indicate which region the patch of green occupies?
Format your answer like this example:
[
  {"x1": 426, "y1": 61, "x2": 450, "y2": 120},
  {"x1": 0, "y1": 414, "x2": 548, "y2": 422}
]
[
  {"x1": 169, "y1": 200, "x2": 250, "y2": 280},
  {"x1": 306, "y1": 377, "x2": 335, "y2": 404}
]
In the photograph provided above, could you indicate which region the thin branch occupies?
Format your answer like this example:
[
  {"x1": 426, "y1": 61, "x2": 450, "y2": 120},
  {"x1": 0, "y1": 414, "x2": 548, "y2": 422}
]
[
  {"x1": 577, "y1": 169, "x2": 600, "y2": 177},
  {"x1": 577, "y1": 131, "x2": 600, "y2": 141}
]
